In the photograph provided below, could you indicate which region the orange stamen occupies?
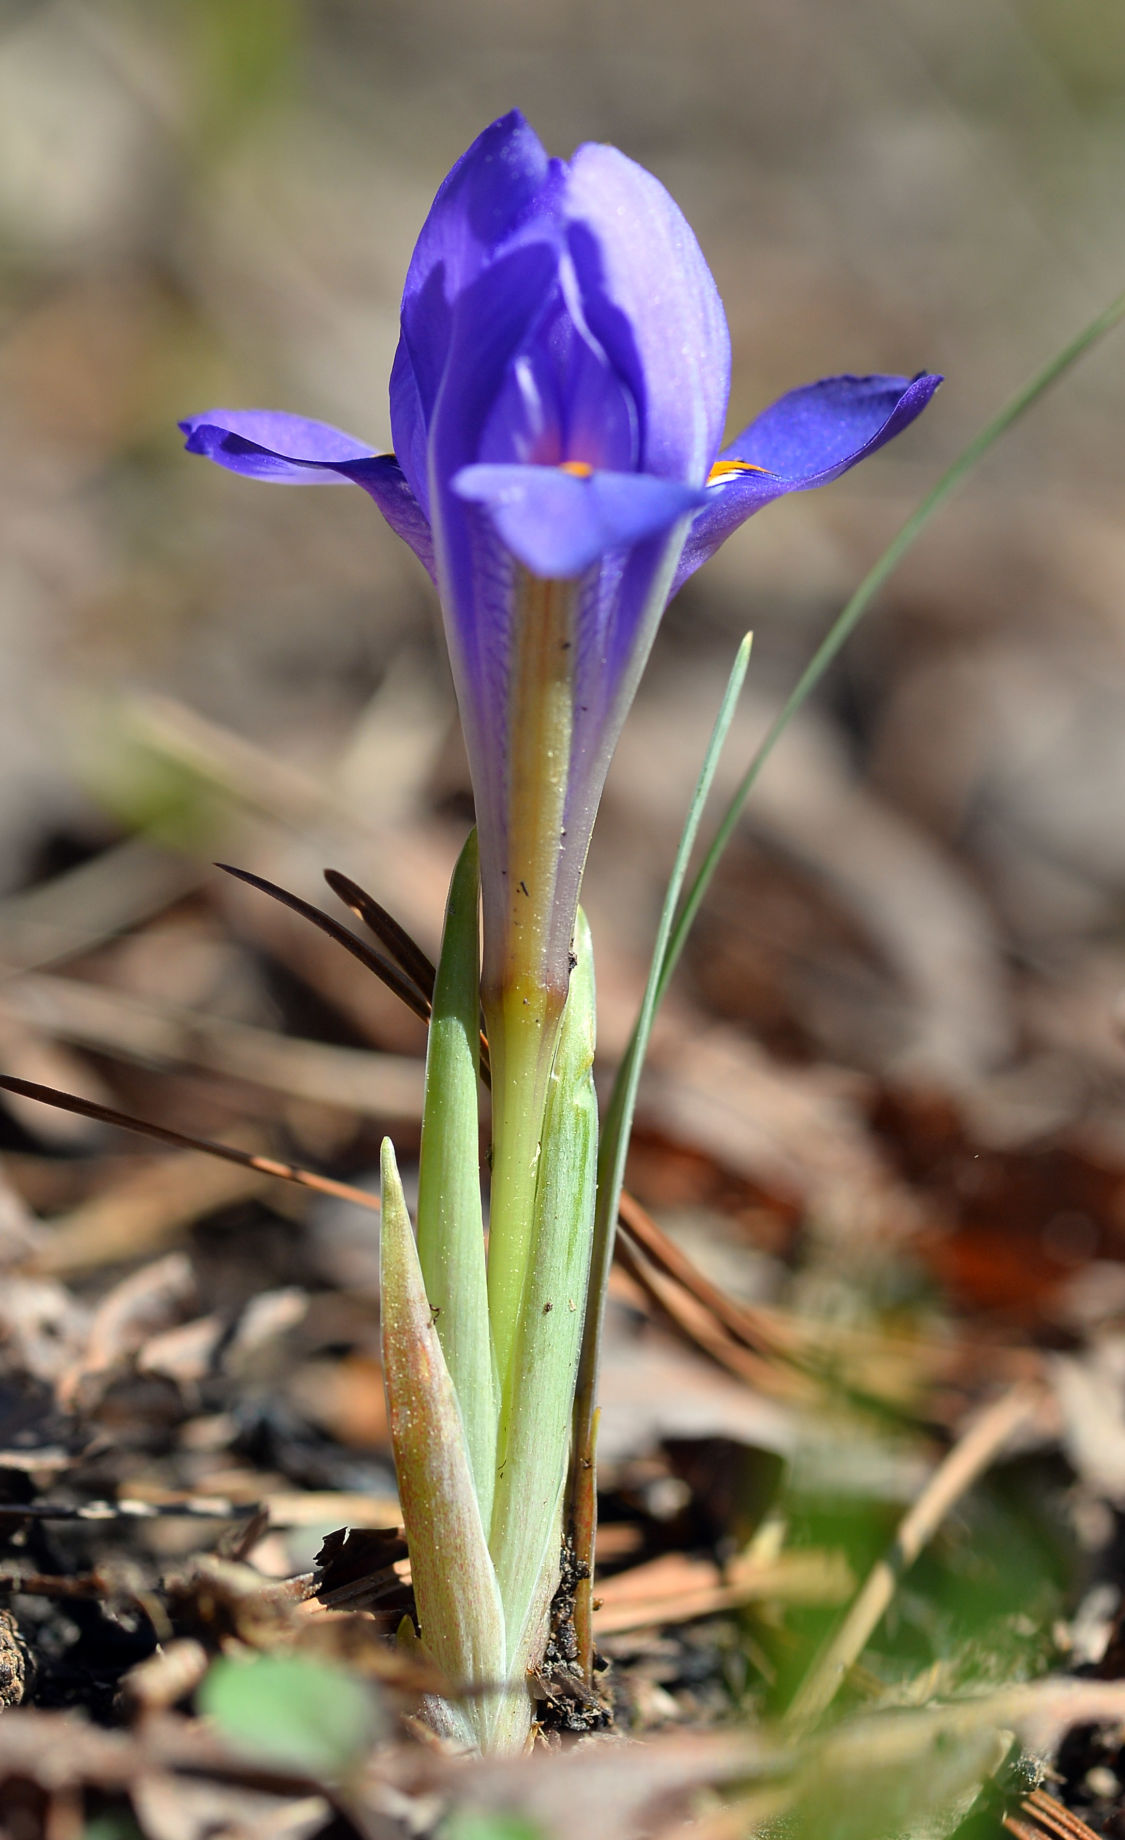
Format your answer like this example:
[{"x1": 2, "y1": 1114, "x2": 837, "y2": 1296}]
[
  {"x1": 559, "y1": 460, "x2": 594, "y2": 478},
  {"x1": 707, "y1": 458, "x2": 771, "y2": 483}
]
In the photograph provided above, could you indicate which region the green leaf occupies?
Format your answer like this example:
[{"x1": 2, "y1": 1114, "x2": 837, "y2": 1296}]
[
  {"x1": 416, "y1": 831, "x2": 496, "y2": 1526},
  {"x1": 655, "y1": 285, "x2": 1125, "y2": 1015},
  {"x1": 198, "y1": 1652, "x2": 382, "y2": 1779},
  {"x1": 380, "y1": 1136, "x2": 506, "y2": 1747},
  {"x1": 572, "y1": 634, "x2": 753, "y2": 1505},
  {"x1": 490, "y1": 910, "x2": 598, "y2": 1686},
  {"x1": 790, "y1": 1709, "x2": 1009, "y2": 1840}
]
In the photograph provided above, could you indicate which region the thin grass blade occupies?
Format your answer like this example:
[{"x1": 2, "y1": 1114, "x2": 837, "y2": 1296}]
[
  {"x1": 569, "y1": 632, "x2": 753, "y2": 1671},
  {"x1": 655, "y1": 285, "x2": 1125, "y2": 1012}
]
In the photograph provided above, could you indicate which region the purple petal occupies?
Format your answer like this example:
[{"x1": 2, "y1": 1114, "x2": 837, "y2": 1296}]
[
  {"x1": 453, "y1": 464, "x2": 706, "y2": 578},
  {"x1": 441, "y1": 509, "x2": 686, "y2": 1009},
  {"x1": 391, "y1": 110, "x2": 563, "y2": 500},
  {"x1": 425, "y1": 241, "x2": 567, "y2": 621},
  {"x1": 674, "y1": 371, "x2": 942, "y2": 590},
  {"x1": 551, "y1": 531, "x2": 687, "y2": 982},
  {"x1": 388, "y1": 338, "x2": 432, "y2": 521},
  {"x1": 180, "y1": 408, "x2": 435, "y2": 579},
  {"x1": 396, "y1": 239, "x2": 562, "y2": 539},
  {"x1": 564, "y1": 144, "x2": 730, "y2": 485},
  {"x1": 723, "y1": 370, "x2": 943, "y2": 476},
  {"x1": 181, "y1": 409, "x2": 378, "y2": 478},
  {"x1": 427, "y1": 243, "x2": 562, "y2": 483},
  {"x1": 478, "y1": 300, "x2": 639, "y2": 475}
]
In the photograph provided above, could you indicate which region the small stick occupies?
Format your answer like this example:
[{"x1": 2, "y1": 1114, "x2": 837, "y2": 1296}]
[{"x1": 786, "y1": 1384, "x2": 1039, "y2": 1729}]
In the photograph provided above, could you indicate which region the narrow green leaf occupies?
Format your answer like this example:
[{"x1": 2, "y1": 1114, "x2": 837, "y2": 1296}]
[
  {"x1": 568, "y1": 284, "x2": 1125, "y2": 1670},
  {"x1": 415, "y1": 830, "x2": 495, "y2": 1525},
  {"x1": 656, "y1": 286, "x2": 1125, "y2": 1012},
  {"x1": 490, "y1": 910, "x2": 598, "y2": 1682},
  {"x1": 380, "y1": 1138, "x2": 505, "y2": 1744},
  {"x1": 198, "y1": 1652, "x2": 383, "y2": 1779},
  {"x1": 570, "y1": 634, "x2": 753, "y2": 1535}
]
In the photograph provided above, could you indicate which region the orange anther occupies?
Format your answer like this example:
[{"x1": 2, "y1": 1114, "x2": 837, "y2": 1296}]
[{"x1": 707, "y1": 458, "x2": 770, "y2": 482}]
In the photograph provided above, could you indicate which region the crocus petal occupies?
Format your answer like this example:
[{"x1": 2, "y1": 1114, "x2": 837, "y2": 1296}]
[
  {"x1": 673, "y1": 371, "x2": 942, "y2": 590},
  {"x1": 453, "y1": 464, "x2": 706, "y2": 578},
  {"x1": 426, "y1": 245, "x2": 584, "y2": 809},
  {"x1": 397, "y1": 236, "x2": 562, "y2": 536},
  {"x1": 555, "y1": 530, "x2": 685, "y2": 950},
  {"x1": 478, "y1": 299, "x2": 638, "y2": 476},
  {"x1": 564, "y1": 144, "x2": 730, "y2": 485},
  {"x1": 725, "y1": 370, "x2": 943, "y2": 477},
  {"x1": 180, "y1": 408, "x2": 435, "y2": 579},
  {"x1": 391, "y1": 110, "x2": 563, "y2": 506},
  {"x1": 400, "y1": 111, "x2": 556, "y2": 410},
  {"x1": 180, "y1": 408, "x2": 379, "y2": 477}
]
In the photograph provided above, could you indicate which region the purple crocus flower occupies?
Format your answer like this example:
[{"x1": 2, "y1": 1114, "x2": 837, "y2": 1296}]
[{"x1": 182, "y1": 110, "x2": 940, "y2": 1030}]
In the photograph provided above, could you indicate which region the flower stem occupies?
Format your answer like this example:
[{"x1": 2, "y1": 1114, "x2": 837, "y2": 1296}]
[{"x1": 484, "y1": 571, "x2": 576, "y2": 1398}]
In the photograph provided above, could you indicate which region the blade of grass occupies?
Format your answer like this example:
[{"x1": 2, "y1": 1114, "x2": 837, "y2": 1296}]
[
  {"x1": 655, "y1": 286, "x2": 1125, "y2": 1012},
  {"x1": 569, "y1": 630, "x2": 754, "y2": 1675},
  {"x1": 570, "y1": 282, "x2": 1125, "y2": 1680}
]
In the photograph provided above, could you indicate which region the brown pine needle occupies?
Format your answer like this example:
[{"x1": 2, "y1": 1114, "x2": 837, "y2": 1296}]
[
  {"x1": 1005, "y1": 1790, "x2": 1105, "y2": 1840},
  {"x1": 323, "y1": 867, "x2": 438, "y2": 1000},
  {"x1": 786, "y1": 1383, "x2": 1041, "y2": 1728},
  {"x1": 216, "y1": 863, "x2": 432, "y2": 1025},
  {"x1": 0, "y1": 1073, "x2": 381, "y2": 1214},
  {"x1": 618, "y1": 1188, "x2": 799, "y2": 1364},
  {"x1": 326, "y1": 866, "x2": 493, "y2": 1083},
  {"x1": 614, "y1": 1229, "x2": 803, "y2": 1397}
]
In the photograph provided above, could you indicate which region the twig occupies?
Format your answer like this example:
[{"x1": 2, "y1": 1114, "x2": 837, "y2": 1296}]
[
  {"x1": 786, "y1": 1384, "x2": 1040, "y2": 1728},
  {"x1": 618, "y1": 1188, "x2": 802, "y2": 1362}
]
